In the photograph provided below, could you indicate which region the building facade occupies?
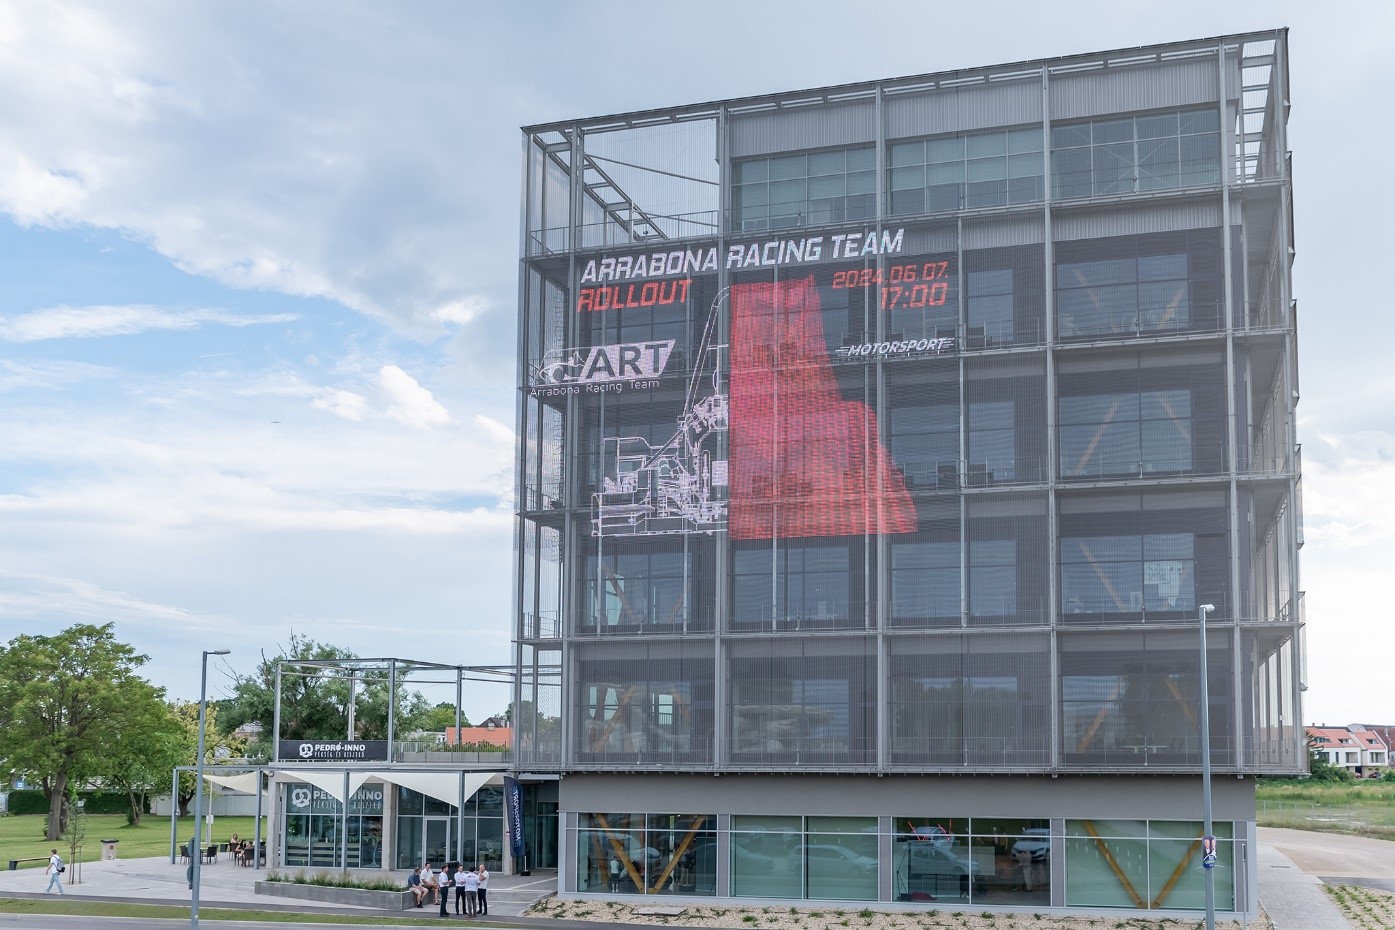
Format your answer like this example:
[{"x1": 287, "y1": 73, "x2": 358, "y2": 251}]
[{"x1": 512, "y1": 30, "x2": 1302, "y2": 914}]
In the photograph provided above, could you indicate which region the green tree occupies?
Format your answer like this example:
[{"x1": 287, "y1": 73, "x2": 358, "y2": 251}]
[
  {"x1": 1307, "y1": 736, "x2": 1356, "y2": 783},
  {"x1": 105, "y1": 694, "x2": 187, "y2": 825},
  {"x1": 420, "y1": 702, "x2": 470, "y2": 734},
  {"x1": 0, "y1": 623, "x2": 167, "y2": 840},
  {"x1": 166, "y1": 702, "x2": 245, "y2": 817},
  {"x1": 218, "y1": 634, "x2": 430, "y2": 760}
]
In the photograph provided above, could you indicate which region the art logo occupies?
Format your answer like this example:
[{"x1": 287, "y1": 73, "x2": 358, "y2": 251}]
[
  {"x1": 298, "y1": 742, "x2": 315, "y2": 759},
  {"x1": 290, "y1": 787, "x2": 311, "y2": 808},
  {"x1": 534, "y1": 340, "x2": 674, "y2": 387}
]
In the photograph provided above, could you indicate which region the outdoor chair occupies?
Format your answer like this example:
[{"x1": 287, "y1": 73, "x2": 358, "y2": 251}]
[
  {"x1": 202, "y1": 845, "x2": 217, "y2": 864},
  {"x1": 179, "y1": 844, "x2": 190, "y2": 864}
]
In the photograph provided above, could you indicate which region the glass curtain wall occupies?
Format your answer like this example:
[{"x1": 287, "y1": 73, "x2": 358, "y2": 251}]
[
  {"x1": 577, "y1": 812, "x2": 717, "y2": 896},
  {"x1": 283, "y1": 785, "x2": 383, "y2": 869},
  {"x1": 1065, "y1": 819, "x2": 1235, "y2": 909}
]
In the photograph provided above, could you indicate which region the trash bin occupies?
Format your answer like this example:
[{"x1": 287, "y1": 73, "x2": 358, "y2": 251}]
[{"x1": 101, "y1": 839, "x2": 119, "y2": 861}]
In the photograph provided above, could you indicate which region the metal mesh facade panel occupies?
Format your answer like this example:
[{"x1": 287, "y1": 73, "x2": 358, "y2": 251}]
[{"x1": 516, "y1": 30, "x2": 1301, "y2": 781}]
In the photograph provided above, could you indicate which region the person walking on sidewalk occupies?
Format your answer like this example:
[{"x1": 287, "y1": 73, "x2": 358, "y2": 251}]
[
  {"x1": 44, "y1": 849, "x2": 64, "y2": 894},
  {"x1": 475, "y1": 863, "x2": 489, "y2": 916}
]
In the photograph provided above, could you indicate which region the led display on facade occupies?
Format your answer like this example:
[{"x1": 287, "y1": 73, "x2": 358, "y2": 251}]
[{"x1": 579, "y1": 227, "x2": 959, "y2": 542}]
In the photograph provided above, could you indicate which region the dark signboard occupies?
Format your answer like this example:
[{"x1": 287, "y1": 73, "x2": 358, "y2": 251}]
[{"x1": 279, "y1": 740, "x2": 388, "y2": 762}]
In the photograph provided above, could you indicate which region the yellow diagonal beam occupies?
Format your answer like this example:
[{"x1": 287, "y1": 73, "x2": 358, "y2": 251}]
[
  {"x1": 1081, "y1": 820, "x2": 1146, "y2": 909},
  {"x1": 1151, "y1": 834, "x2": 1204, "y2": 908}
]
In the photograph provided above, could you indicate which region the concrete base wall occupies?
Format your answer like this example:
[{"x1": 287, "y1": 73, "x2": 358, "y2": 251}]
[
  {"x1": 560, "y1": 772, "x2": 1257, "y2": 820},
  {"x1": 254, "y1": 880, "x2": 414, "y2": 910}
]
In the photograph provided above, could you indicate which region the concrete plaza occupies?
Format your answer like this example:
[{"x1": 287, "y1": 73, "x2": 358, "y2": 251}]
[{"x1": 0, "y1": 853, "x2": 558, "y2": 918}]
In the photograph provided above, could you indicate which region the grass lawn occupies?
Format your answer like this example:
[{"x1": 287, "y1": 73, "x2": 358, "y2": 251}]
[
  {"x1": 0, "y1": 898, "x2": 470, "y2": 925},
  {"x1": 0, "y1": 814, "x2": 267, "y2": 867},
  {"x1": 1257, "y1": 779, "x2": 1395, "y2": 839}
]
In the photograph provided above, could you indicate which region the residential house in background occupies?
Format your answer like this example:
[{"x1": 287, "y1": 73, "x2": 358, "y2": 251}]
[{"x1": 1307, "y1": 725, "x2": 1388, "y2": 777}]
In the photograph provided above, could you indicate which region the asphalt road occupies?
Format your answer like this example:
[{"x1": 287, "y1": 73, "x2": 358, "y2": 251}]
[{"x1": 0, "y1": 915, "x2": 609, "y2": 930}]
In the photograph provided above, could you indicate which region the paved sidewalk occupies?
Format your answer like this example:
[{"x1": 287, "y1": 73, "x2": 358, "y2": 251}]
[
  {"x1": 0, "y1": 855, "x2": 557, "y2": 918},
  {"x1": 1257, "y1": 837, "x2": 1353, "y2": 930}
]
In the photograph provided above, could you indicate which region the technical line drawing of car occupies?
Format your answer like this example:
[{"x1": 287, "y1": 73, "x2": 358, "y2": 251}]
[{"x1": 592, "y1": 289, "x2": 729, "y2": 538}]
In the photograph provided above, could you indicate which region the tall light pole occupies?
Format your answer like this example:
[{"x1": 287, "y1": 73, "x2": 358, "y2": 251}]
[
  {"x1": 1197, "y1": 604, "x2": 1216, "y2": 930},
  {"x1": 190, "y1": 649, "x2": 230, "y2": 929}
]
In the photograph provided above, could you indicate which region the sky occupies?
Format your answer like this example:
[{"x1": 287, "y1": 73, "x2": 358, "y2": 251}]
[{"x1": 0, "y1": 1, "x2": 1390, "y2": 726}]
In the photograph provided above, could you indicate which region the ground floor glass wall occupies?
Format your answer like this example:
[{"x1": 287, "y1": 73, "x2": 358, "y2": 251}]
[
  {"x1": 578, "y1": 812, "x2": 717, "y2": 895},
  {"x1": 282, "y1": 785, "x2": 383, "y2": 869},
  {"x1": 893, "y1": 817, "x2": 1048, "y2": 907},
  {"x1": 393, "y1": 787, "x2": 506, "y2": 871},
  {"x1": 731, "y1": 815, "x2": 879, "y2": 901},
  {"x1": 1065, "y1": 819, "x2": 1234, "y2": 909},
  {"x1": 572, "y1": 812, "x2": 1239, "y2": 912}
]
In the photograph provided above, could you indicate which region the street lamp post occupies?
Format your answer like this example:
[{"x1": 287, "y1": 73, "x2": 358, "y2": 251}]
[
  {"x1": 1197, "y1": 604, "x2": 1216, "y2": 930},
  {"x1": 190, "y1": 649, "x2": 230, "y2": 929}
]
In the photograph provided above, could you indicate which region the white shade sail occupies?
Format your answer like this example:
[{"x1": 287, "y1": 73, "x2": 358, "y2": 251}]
[
  {"x1": 201, "y1": 771, "x2": 261, "y2": 795},
  {"x1": 369, "y1": 771, "x2": 502, "y2": 808},
  {"x1": 278, "y1": 768, "x2": 356, "y2": 802}
]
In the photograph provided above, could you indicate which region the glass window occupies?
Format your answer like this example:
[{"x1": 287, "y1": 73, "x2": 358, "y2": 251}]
[
  {"x1": 1065, "y1": 820, "x2": 1234, "y2": 910},
  {"x1": 1052, "y1": 107, "x2": 1222, "y2": 200},
  {"x1": 800, "y1": 816, "x2": 878, "y2": 901},
  {"x1": 889, "y1": 402, "x2": 959, "y2": 489},
  {"x1": 731, "y1": 540, "x2": 858, "y2": 631},
  {"x1": 732, "y1": 815, "x2": 802, "y2": 898},
  {"x1": 1060, "y1": 389, "x2": 1193, "y2": 478},
  {"x1": 733, "y1": 146, "x2": 875, "y2": 231},
  {"x1": 577, "y1": 812, "x2": 715, "y2": 896},
  {"x1": 1056, "y1": 252, "x2": 1191, "y2": 338},
  {"x1": 969, "y1": 539, "x2": 1016, "y2": 617},
  {"x1": 890, "y1": 540, "x2": 960, "y2": 624},
  {"x1": 887, "y1": 126, "x2": 1043, "y2": 216},
  {"x1": 968, "y1": 401, "x2": 1016, "y2": 482},
  {"x1": 1061, "y1": 533, "x2": 1196, "y2": 615}
]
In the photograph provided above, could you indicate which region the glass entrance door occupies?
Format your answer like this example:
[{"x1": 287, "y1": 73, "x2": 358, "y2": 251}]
[{"x1": 424, "y1": 816, "x2": 454, "y2": 866}]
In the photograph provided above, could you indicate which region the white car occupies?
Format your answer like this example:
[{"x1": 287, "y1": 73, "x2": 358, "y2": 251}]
[
  {"x1": 1011, "y1": 828, "x2": 1051, "y2": 862},
  {"x1": 789, "y1": 844, "x2": 878, "y2": 877}
]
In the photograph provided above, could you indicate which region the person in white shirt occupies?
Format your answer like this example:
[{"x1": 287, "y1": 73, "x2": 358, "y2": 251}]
[
  {"x1": 460, "y1": 866, "x2": 479, "y2": 917},
  {"x1": 475, "y1": 864, "x2": 489, "y2": 915},
  {"x1": 45, "y1": 850, "x2": 64, "y2": 894},
  {"x1": 420, "y1": 861, "x2": 438, "y2": 904}
]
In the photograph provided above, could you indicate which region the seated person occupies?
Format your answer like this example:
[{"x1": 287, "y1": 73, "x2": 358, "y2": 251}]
[
  {"x1": 407, "y1": 867, "x2": 427, "y2": 906},
  {"x1": 419, "y1": 862, "x2": 439, "y2": 904}
]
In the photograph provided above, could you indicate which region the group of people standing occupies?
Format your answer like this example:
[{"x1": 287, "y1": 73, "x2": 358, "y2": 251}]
[{"x1": 408, "y1": 860, "x2": 489, "y2": 917}]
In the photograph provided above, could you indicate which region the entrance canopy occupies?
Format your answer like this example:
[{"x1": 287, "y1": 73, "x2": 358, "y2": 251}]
[
  {"x1": 274, "y1": 769, "x2": 504, "y2": 808},
  {"x1": 370, "y1": 770, "x2": 503, "y2": 808}
]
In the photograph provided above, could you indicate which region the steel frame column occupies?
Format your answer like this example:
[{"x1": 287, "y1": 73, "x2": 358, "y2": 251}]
[{"x1": 1041, "y1": 63, "x2": 1062, "y2": 774}]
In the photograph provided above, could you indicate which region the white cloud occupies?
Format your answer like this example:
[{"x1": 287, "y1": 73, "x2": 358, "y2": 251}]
[
  {"x1": 0, "y1": 304, "x2": 296, "y2": 342},
  {"x1": 0, "y1": 3, "x2": 507, "y2": 337},
  {"x1": 0, "y1": 358, "x2": 116, "y2": 391},
  {"x1": 431, "y1": 296, "x2": 488, "y2": 325},
  {"x1": 1300, "y1": 430, "x2": 1395, "y2": 551},
  {"x1": 379, "y1": 364, "x2": 451, "y2": 429},
  {"x1": 310, "y1": 388, "x2": 368, "y2": 421},
  {"x1": 0, "y1": 570, "x2": 212, "y2": 632}
]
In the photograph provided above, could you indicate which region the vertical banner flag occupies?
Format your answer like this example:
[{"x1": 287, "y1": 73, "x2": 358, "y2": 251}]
[{"x1": 503, "y1": 776, "x2": 526, "y2": 862}]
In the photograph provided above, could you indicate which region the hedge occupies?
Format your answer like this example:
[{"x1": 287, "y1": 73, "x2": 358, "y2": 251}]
[{"x1": 6, "y1": 790, "x2": 133, "y2": 816}]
